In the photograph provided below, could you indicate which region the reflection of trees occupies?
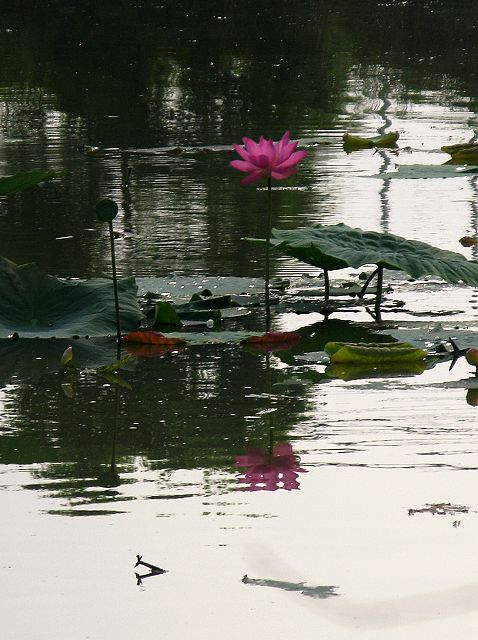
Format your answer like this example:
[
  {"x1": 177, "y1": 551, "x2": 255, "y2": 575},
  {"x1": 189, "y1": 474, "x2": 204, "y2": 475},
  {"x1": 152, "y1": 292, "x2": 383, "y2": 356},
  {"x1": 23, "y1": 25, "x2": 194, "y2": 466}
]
[
  {"x1": 0, "y1": 346, "x2": 309, "y2": 492},
  {"x1": 1, "y1": 1, "x2": 350, "y2": 147},
  {"x1": 1, "y1": 2, "x2": 478, "y2": 277}
]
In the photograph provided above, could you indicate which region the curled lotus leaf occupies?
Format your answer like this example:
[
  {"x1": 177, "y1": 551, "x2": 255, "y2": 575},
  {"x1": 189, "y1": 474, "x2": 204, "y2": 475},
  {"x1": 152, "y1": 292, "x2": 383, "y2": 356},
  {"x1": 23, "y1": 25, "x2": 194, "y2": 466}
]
[
  {"x1": 325, "y1": 341, "x2": 427, "y2": 363},
  {"x1": 343, "y1": 131, "x2": 399, "y2": 151}
]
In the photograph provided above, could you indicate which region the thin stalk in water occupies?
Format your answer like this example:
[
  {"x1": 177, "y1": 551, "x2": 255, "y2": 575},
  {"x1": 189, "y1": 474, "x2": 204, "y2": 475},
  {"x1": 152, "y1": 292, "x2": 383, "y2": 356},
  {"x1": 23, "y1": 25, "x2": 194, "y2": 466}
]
[
  {"x1": 265, "y1": 177, "x2": 272, "y2": 332},
  {"x1": 374, "y1": 266, "x2": 384, "y2": 322},
  {"x1": 108, "y1": 220, "x2": 122, "y2": 349},
  {"x1": 323, "y1": 269, "x2": 330, "y2": 301},
  {"x1": 96, "y1": 199, "x2": 121, "y2": 351}
]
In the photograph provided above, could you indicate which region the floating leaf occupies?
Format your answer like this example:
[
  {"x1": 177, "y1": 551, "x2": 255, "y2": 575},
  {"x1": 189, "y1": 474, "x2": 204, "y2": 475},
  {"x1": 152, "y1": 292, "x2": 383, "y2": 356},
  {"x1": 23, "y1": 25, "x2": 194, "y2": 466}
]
[
  {"x1": 343, "y1": 131, "x2": 399, "y2": 151},
  {"x1": 369, "y1": 164, "x2": 478, "y2": 179},
  {"x1": 249, "y1": 224, "x2": 478, "y2": 285},
  {"x1": 441, "y1": 143, "x2": 478, "y2": 155},
  {"x1": 123, "y1": 343, "x2": 183, "y2": 357},
  {"x1": 0, "y1": 257, "x2": 142, "y2": 338},
  {"x1": 174, "y1": 307, "x2": 222, "y2": 324},
  {"x1": 241, "y1": 331, "x2": 301, "y2": 352},
  {"x1": 184, "y1": 294, "x2": 238, "y2": 309},
  {"x1": 153, "y1": 301, "x2": 183, "y2": 326},
  {"x1": 371, "y1": 131, "x2": 400, "y2": 148},
  {"x1": 136, "y1": 275, "x2": 265, "y2": 300},
  {"x1": 325, "y1": 341, "x2": 415, "y2": 357},
  {"x1": 122, "y1": 331, "x2": 186, "y2": 345},
  {"x1": 343, "y1": 133, "x2": 375, "y2": 150},
  {"x1": 442, "y1": 143, "x2": 478, "y2": 164},
  {"x1": 325, "y1": 341, "x2": 427, "y2": 363},
  {"x1": 242, "y1": 331, "x2": 300, "y2": 345},
  {"x1": 0, "y1": 170, "x2": 64, "y2": 195}
]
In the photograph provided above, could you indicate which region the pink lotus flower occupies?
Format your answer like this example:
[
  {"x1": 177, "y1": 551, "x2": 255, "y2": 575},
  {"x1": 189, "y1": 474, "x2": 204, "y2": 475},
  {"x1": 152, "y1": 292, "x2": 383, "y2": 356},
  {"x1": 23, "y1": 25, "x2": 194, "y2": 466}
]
[
  {"x1": 234, "y1": 442, "x2": 307, "y2": 491},
  {"x1": 230, "y1": 131, "x2": 307, "y2": 185}
]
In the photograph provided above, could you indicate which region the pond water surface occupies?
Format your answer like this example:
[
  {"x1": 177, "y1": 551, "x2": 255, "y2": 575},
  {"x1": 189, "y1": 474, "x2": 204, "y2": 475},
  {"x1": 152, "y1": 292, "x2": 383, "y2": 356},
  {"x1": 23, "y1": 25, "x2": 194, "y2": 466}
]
[{"x1": 2, "y1": 2, "x2": 478, "y2": 638}]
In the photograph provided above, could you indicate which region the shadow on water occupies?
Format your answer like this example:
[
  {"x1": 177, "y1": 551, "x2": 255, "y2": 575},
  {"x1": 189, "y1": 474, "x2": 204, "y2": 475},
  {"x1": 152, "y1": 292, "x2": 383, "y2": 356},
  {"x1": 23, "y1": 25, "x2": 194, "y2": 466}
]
[{"x1": 242, "y1": 574, "x2": 339, "y2": 599}]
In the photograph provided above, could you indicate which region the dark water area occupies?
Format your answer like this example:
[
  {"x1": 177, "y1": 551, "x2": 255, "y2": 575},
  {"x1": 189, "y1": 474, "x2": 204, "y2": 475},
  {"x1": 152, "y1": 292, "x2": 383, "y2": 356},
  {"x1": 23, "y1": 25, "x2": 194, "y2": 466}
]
[
  {"x1": 2, "y1": 3, "x2": 478, "y2": 638},
  {"x1": 1, "y1": 0, "x2": 478, "y2": 277}
]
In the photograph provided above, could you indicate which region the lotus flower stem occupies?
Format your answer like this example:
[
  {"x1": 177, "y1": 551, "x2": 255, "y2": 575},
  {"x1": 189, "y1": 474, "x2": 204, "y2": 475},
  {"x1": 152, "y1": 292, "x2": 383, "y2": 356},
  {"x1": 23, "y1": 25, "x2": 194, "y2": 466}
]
[
  {"x1": 265, "y1": 178, "x2": 273, "y2": 331},
  {"x1": 108, "y1": 220, "x2": 122, "y2": 347},
  {"x1": 230, "y1": 132, "x2": 307, "y2": 332}
]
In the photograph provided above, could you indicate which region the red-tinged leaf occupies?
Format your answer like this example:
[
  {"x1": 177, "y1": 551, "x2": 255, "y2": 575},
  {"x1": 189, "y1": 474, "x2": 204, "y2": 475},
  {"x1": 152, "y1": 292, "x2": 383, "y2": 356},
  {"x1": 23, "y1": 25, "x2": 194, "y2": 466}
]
[
  {"x1": 241, "y1": 331, "x2": 301, "y2": 352},
  {"x1": 122, "y1": 331, "x2": 186, "y2": 345},
  {"x1": 124, "y1": 343, "x2": 184, "y2": 357}
]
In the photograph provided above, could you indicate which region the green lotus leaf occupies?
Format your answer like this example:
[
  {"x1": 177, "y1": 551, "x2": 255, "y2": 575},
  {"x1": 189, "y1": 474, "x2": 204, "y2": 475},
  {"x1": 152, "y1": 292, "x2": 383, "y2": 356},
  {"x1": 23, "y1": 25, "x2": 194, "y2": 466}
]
[
  {"x1": 325, "y1": 341, "x2": 415, "y2": 357},
  {"x1": 441, "y1": 143, "x2": 478, "y2": 155},
  {"x1": 370, "y1": 164, "x2": 478, "y2": 179},
  {"x1": 0, "y1": 256, "x2": 142, "y2": 338},
  {"x1": 0, "y1": 170, "x2": 65, "y2": 195},
  {"x1": 154, "y1": 301, "x2": 183, "y2": 326},
  {"x1": 325, "y1": 341, "x2": 427, "y2": 363},
  {"x1": 343, "y1": 131, "x2": 399, "y2": 151},
  {"x1": 249, "y1": 224, "x2": 478, "y2": 284}
]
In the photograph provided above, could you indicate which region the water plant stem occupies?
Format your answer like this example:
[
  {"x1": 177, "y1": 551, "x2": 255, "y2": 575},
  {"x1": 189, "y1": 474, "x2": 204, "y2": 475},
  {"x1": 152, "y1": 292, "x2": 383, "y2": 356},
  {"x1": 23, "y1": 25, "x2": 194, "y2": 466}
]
[
  {"x1": 358, "y1": 267, "x2": 379, "y2": 298},
  {"x1": 323, "y1": 269, "x2": 330, "y2": 301},
  {"x1": 374, "y1": 266, "x2": 384, "y2": 321},
  {"x1": 265, "y1": 178, "x2": 272, "y2": 332},
  {"x1": 108, "y1": 220, "x2": 122, "y2": 347}
]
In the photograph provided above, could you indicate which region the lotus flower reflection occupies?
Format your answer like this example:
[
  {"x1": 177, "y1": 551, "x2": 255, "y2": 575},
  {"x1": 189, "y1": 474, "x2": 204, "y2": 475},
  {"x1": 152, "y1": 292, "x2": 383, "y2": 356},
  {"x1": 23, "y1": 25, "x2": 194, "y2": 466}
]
[
  {"x1": 235, "y1": 442, "x2": 307, "y2": 491},
  {"x1": 230, "y1": 131, "x2": 307, "y2": 185}
]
